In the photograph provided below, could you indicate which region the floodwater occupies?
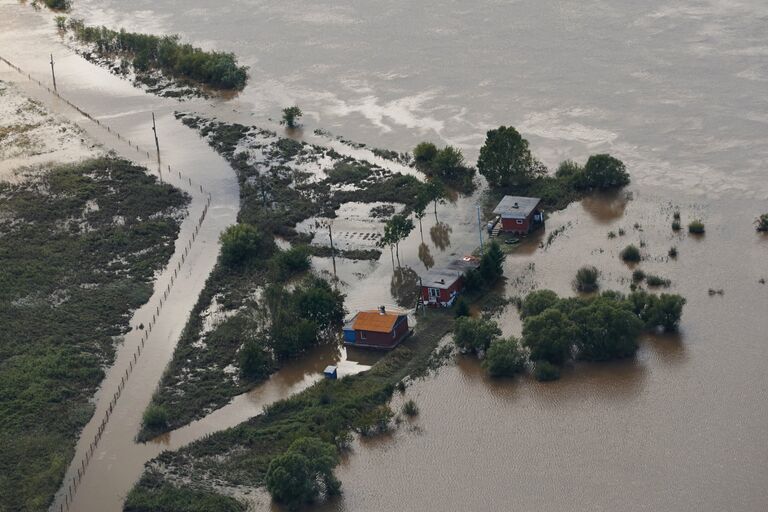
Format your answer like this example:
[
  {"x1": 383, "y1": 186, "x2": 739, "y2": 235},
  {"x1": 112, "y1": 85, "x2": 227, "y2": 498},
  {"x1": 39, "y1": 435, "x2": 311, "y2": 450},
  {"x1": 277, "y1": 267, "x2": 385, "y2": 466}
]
[{"x1": 3, "y1": 0, "x2": 768, "y2": 511}]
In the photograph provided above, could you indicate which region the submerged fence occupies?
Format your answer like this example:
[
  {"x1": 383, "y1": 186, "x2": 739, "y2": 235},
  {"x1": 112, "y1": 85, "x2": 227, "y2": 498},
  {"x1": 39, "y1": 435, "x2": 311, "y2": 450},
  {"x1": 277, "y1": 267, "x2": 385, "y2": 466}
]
[{"x1": 1, "y1": 54, "x2": 216, "y2": 512}]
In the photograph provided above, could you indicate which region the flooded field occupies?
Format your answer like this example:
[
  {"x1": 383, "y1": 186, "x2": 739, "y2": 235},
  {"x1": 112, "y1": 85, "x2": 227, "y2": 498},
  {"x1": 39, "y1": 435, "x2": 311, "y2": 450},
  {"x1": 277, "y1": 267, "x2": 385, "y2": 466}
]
[{"x1": 2, "y1": 0, "x2": 768, "y2": 510}]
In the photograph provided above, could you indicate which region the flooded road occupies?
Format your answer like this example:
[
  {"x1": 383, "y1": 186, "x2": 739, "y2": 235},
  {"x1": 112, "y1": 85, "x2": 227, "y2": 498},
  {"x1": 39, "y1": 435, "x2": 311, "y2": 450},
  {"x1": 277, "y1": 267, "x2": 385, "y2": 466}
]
[{"x1": 4, "y1": 0, "x2": 768, "y2": 510}]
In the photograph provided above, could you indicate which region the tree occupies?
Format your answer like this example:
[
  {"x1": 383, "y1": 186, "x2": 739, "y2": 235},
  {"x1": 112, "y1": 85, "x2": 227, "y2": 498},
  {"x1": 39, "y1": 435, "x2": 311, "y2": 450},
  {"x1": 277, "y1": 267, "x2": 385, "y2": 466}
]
[
  {"x1": 575, "y1": 154, "x2": 630, "y2": 190},
  {"x1": 620, "y1": 244, "x2": 641, "y2": 263},
  {"x1": 240, "y1": 338, "x2": 273, "y2": 380},
  {"x1": 413, "y1": 141, "x2": 438, "y2": 169},
  {"x1": 413, "y1": 189, "x2": 430, "y2": 241},
  {"x1": 555, "y1": 159, "x2": 582, "y2": 178},
  {"x1": 454, "y1": 298, "x2": 470, "y2": 317},
  {"x1": 453, "y1": 317, "x2": 501, "y2": 353},
  {"x1": 570, "y1": 299, "x2": 643, "y2": 360},
  {"x1": 380, "y1": 214, "x2": 414, "y2": 266},
  {"x1": 266, "y1": 452, "x2": 315, "y2": 509},
  {"x1": 522, "y1": 309, "x2": 577, "y2": 365},
  {"x1": 432, "y1": 146, "x2": 475, "y2": 190},
  {"x1": 573, "y1": 265, "x2": 599, "y2": 292},
  {"x1": 519, "y1": 289, "x2": 559, "y2": 319},
  {"x1": 477, "y1": 126, "x2": 546, "y2": 188},
  {"x1": 423, "y1": 179, "x2": 447, "y2": 220},
  {"x1": 220, "y1": 223, "x2": 271, "y2": 267},
  {"x1": 281, "y1": 106, "x2": 303, "y2": 129},
  {"x1": 479, "y1": 241, "x2": 505, "y2": 283},
  {"x1": 643, "y1": 293, "x2": 686, "y2": 331},
  {"x1": 483, "y1": 337, "x2": 526, "y2": 377}
]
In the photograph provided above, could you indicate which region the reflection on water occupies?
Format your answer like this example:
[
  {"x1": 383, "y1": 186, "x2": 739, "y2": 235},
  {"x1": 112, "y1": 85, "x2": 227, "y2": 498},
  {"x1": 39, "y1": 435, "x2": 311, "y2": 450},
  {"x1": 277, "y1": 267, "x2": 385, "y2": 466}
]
[
  {"x1": 390, "y1": 266, "x2": 419, "y2": 308},
  {"x1": 580, "y1": 190, "x2": 631, "y2": 223},
  {"x1": 417, "y1": 242, "x2": 435, "y2": 270},
  {"x1": 429, "y1": 222, "x2": 452, "y2": 251}
]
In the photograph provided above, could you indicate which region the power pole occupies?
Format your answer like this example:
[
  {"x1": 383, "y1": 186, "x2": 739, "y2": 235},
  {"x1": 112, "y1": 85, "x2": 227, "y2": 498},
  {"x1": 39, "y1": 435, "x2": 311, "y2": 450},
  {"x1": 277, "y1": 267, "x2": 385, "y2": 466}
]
[
  {"x1": 50, "y1": 54, "x2": 57, "y2": 93},
  {"x1": 151, "y1": 113, "x2": 160, "y2": 163},
  {"x1": 476, "y1": 204, "x2": 484, "y2": 251},
  {"x1": 327, "y1": 223, "x2": 337, "y2": 279}
]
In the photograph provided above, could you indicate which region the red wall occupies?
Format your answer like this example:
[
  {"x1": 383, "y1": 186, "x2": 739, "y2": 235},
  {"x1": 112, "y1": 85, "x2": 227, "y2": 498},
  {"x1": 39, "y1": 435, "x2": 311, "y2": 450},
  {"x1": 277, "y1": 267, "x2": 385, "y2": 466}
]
[
  {"x1": 355, "y1": 316, "x2": 409, "y2": 348},
  {"x1": 421, "y1": 277, "x2": 464, "y2": 305},
  {"x1": 500, "y1": 216, "x2": 531, "y2": 233}
]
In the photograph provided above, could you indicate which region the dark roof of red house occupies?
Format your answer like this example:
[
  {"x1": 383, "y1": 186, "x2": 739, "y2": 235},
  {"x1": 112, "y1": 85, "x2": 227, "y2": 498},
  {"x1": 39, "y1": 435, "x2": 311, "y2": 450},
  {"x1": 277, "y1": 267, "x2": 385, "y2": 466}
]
[{"x1": 493, "y1": 196, "x2": 541, "y2": 219}]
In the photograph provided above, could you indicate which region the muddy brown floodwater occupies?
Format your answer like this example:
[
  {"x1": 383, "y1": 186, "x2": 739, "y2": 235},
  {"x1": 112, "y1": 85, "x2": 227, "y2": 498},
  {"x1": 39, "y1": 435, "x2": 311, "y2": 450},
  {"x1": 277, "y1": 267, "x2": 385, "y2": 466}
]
[{"x1": 3, "y1": 0, "x2": 768, "y2": 510}]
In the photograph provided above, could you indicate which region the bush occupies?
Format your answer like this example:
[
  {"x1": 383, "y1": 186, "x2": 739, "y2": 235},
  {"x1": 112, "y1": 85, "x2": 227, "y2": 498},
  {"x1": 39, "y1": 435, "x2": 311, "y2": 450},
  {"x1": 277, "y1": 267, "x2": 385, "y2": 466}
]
[
  {"x1": 632, "y1": 269, "x2": 646, "y2": 283},
  {"x1": 672, "y1": 220, "x2": 681, "y2": 231},
  {"x1": 402, "y1": 399, "x2": 419, "y2": 417},
  {"x1": 240, "y1": 340, "x2": 273, "y2": 380},
  {"x1": 266, "y1": 437, "x2": 340, "y2": 508},
  {"x1": 533, "y1": 361, "x2": 561, "y2": 382},
  {"x1": 688, "y1": 220, "x2": 705, "y2": 234},
  {"x1": 571, "y1": 298, "x2": 643, "y2": 360},
  {"x1": 646, "y1": 275, "x2": 671, "y2": 287},
  {"x1": 270, "y1": 245, "x2": 311, "y2": 279},
  {"x1": 483, "y1": 337, "x2": 526, "y2": 377},
  {"x1": 454, "y1": 298, "x2": 470, "y2": 317},
  {"x1": 220, "y1": 223, "x2": 271, "y2": 267},
  {"x1": 522, "y1": 309, "x2": 577, "y2": 365},
  {"x1": 142, "y1": 404, "x2": 169, "y2": 429},
  {"x1": 673, "y1": 211, "x2": 681, "y2": 220},
  {"x1": 281, "y1": 106, "x2": 302, "y2": 128},
  {"x1": 575, "y1": 154, "x2": 630, "y2": 190},
  {"x1": 413, "y1": 142, "x2": 438, "y2": 169},
  {"x1": 620, "y1": 244, "x2": 641, "y2": 263},
  {"x1": 668, "y1": 246, "x2": 678, "y2": 258},
  {"x1": 642, "y1": 293, "x2": 686, "y2": 331},
  {"x1": 555, "y1": 159, "x2": 582, "y2": 178},
  {"x1": 573, "y1": 265, "x2": 599, "y2": 292},
  {"x1": 755, "y1": 214, "x2": 768, "y2": 232},
  {"x1": 453, "y1": 317, "x2": 501, "y2": 353}
]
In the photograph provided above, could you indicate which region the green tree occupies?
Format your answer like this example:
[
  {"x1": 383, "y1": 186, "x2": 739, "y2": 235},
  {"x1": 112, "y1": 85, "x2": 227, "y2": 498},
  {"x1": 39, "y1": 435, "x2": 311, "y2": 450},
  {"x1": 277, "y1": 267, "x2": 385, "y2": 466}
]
[
  {"x1": 477, "y1": 126, "x2": 546, "y2": 188},
  {"x1": 570, "y1": 299, "x2": 643, "y2": 360},
  {"x1": 432, "y1": 146, "x2": 475, "y2": 190},
  {"x1": 643, "y1": 293, "x2": 686, "y2": 331},
  {"x1": 453, "y1": 317, "x2": 501, "y2": 353},
  {"x1": 522, "y1": 309, "x2": 577, "y2": 365},
  {"x1": 479, "y1": 241, "x2": 505, "y2": 283},
  {"x1": 555, "y1": 159, "x2": 583, "y2": 179},
  {"x1": 220, "y1": 223, "x2": 271, "y2": 267},
  {"x1": 281, "y1": 106, "x2": 303, "y2": 129},
  {"x1": 240, "y1": 339, "x2": 273, "y2": 380},
  {"x1": 423, "y1": 179, "x2": 447, "y2": 220},
  {"x1": 573, "y1": 265, "x2": 599, "y2": 292},
  {"x1": 519, "y1": 289, "x2": 559, "y2": 318},
  {"x1": 266, "y1": 452, "x2": 315, "y2": 509},
  {"x1": 576, "y1": 154, "x2": 630, "y2": 190},
  {"x1": 380, "y1": 214, "x2": 414, "y2": 266},
  {"x1": 413, "y1": 189, "x2": 430, "y2": 241},
  {"x1": 483, "y1": 337, "x2": 526, "y2": 377},
  {"x1": 142, "y1": 404, "x2": 168, "y2": 429},
  {"x1": 413, "y1": 141, "x2": 438, "y2": 169}
]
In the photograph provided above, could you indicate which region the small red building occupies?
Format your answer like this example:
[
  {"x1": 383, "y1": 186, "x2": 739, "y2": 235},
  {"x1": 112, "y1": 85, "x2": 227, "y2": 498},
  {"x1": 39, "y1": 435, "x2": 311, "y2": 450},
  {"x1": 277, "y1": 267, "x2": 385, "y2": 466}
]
[
  {"x1": 343, "y1": 307, "x2": 410, "y2": 349},
  {"x1": 493, "y1": 196, "x2": 543, "y2": 234},
  {"x1": 420, "y1": 257, "x2": 480, "y2": 308}
]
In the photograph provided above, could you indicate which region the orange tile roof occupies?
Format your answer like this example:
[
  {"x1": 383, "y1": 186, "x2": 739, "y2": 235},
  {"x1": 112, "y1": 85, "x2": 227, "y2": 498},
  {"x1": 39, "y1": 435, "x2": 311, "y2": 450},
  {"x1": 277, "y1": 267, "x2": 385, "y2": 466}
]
[{"x1": 353, "y1": 310, "x2": 402, "y2": 333}]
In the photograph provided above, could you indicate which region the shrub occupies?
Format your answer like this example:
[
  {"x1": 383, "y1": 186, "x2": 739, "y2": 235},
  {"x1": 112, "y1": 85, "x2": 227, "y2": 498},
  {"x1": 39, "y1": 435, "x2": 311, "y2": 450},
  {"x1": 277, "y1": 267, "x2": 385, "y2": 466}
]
[
  {"x1": 270, "y1": 245, "x2": 311, "y2": 279},
  {"x1": 281, "y1": 106, "x2": 302, "y2": 128},
  {"x1": 522, "y1": 309, "x2": 577, "y2": 365},
  {"x1": 555, "y1": 159, "x2": 582, "y2": 178},
  {"x1": 483, "y1": 337, "x2": 526, "y2": 377},
  {"x1": 266, "y1": 437, "x2": 340, "y2": 508},
  {"x1": 413, "y1": 142, "x2": 438, "y2": 169},
  {"x1": 672, "y1": 220, "x2": 681, "y2": 231},
  {"x1": 673, "y1": 211, "x2": 681, "y2": 220},
  {"x1": 642, "y1": 294, "x2": 686, "y2": 331},
  {"x1": 220, "y1": 223, "x2": 271, "y2": 267},
  {"x1": 755, "y1": 214, "x2": 768, "y2": 232},
  {"x1": 533, "y1": 361, "x2": 561, "y2": 382},
  {"x1": 402, "y1": 399, "x2": 419, "y2": 417},
  {"x1": 688, "y1": 220, "x2": 705, "y2": 234},
  {"x1": 571, "y1": 298, "x2": 643, "y2": 361},
  {"x1": 453, "y1": 317, "x2": 501, "y2": 353},
  {"x1": 240, "y1": 340, "x2": 273, "y2": 380},
  {"x1": 668, "y1": 246, "x2": 678, "y2": 258},
  {"x1": 618, "y1": 228, "x2": 626, "y2": 236},
  {"x1": 575, "y1": 154, "x2": 630, "y2": 190},
  {"x1": 646, "y1": 275, "x2": 671, "y2": 287},
  {"x1": 454, "y1": 298, "x2": 470, "y2": 317},
  {"x1": 620, "y1": 244, "x2": 641, "y2": 262},
  {"x1": 142, "y1": 404, "x2": 168, "y2": 429},
  {"x1": 632, "y1": 269, "x2": 646, "y2": 283},
  {"x1": 573, "y1": 265, "x2": 599, "y2": 292},
  {"x1": 607, "y1": 231, "x2": 616, "y2": 239}
]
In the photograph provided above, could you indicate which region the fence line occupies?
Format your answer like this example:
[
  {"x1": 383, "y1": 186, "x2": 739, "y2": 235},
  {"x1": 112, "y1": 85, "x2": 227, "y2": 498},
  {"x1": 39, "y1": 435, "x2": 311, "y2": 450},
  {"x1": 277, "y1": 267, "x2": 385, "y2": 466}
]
[{"x1": 0, "y1": 54, "x2": 217, "y2": 512}]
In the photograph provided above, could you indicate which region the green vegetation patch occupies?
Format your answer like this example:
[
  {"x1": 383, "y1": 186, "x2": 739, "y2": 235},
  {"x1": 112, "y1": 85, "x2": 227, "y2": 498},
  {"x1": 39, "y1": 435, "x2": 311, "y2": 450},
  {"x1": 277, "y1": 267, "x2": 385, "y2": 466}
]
[{"x1": 0, "y1": 157, "x2": 188, "y2": 512}]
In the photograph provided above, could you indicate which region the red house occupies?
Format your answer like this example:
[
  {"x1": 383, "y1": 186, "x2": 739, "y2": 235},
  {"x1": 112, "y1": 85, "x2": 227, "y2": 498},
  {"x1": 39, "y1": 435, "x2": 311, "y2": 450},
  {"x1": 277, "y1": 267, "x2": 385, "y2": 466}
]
[
  {"x1": 343, "y1": 307, "x2": 410, "y2": 349},
  {"x1": 420, "y1": 257, "x2": 480, "y2": 308},
  {"x1": 492, "y1": 196, "x2": 543, "y2": 235}
]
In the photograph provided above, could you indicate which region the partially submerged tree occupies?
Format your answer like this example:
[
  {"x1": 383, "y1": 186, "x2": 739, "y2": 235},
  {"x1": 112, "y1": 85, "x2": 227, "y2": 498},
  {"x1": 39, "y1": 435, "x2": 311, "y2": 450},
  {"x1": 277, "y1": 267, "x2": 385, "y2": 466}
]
[
  {"x1": 220, "y1": 223, "x2": 272, "y2": 267},
  {"x1": 575, "y1": 154, "x2": 630, "y2": 190},
  {"x1": 379, "y1": 214, "x2": 414, "y2": 266},
  {"x1": 266, "y1": 437, "x2": 340, "y2": 509},
  {"x1": 477, "y1": 125, "x2": 546, "y2": 188},
  {"x1": 281, "y1": 106, "x2": 303, "y2": 129},
  {"x1": 522, "y1": 308, "x2": 577, "y2": 365},
  {"x1": 483, "y1": 337, "x2": 526, "y2": 377},
  {"x1": 453, "y1": 317, "x2": 501, "y2": 354},
  {"x1": 756, "y1": 213, "x2": 768, "y2": 232},
  {"x1": 573, "y1": 265, "x2": 600, "y2": 292},
  {"x1": 413, "y1": 141, "x2": 438, "y2": 169}
]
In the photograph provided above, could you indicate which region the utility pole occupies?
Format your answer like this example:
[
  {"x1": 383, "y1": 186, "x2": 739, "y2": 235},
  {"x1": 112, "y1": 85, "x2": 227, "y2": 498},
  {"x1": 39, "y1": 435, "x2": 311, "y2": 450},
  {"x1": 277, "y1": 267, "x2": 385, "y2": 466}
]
[
  {"x1": 151, "y1": 113, "x2": 160, "y2": 163},
  {"x1": 476, "y1": 204, "x2": 484, "y2": 251},
  {"x1": 50, "y1": 54, "x2": 57, "y2": 93},
  {"x1": 327, "y1": 223, "x2": 337, "y2": 279}
]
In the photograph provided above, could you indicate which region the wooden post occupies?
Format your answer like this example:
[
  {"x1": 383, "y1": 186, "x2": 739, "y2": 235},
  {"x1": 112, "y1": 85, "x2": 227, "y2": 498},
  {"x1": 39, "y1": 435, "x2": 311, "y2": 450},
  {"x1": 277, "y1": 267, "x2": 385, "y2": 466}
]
[
  {"x1": 50, "y1": 54, "x2": 57, "y2": 92},
  {"x1": 151, "y1": 113, "x2": 160, "y2": 163}
]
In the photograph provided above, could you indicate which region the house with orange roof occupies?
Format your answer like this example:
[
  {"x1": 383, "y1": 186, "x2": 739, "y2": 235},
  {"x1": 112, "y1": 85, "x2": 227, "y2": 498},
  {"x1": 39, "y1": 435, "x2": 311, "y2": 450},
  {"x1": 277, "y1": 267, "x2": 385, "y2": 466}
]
[{"x1": 343, "y1": 306, "x2": 410, "y2": 349}]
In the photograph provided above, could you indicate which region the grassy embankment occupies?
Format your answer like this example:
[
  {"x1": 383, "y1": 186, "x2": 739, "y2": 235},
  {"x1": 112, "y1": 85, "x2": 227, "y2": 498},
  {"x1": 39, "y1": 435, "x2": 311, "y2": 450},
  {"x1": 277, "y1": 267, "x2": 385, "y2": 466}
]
[
  {"x1": 0, "y1": 157, "x2": 188, "y2": 512},
  {"x1": 126, "y1": 308, "x2": 457, "y2": 511},
  {"x1": 137, "y1": 115, "x2": 428, "y2": 439},
  {"x1": 57, "y1": 19, "x2": 247, "y2": 96}
]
